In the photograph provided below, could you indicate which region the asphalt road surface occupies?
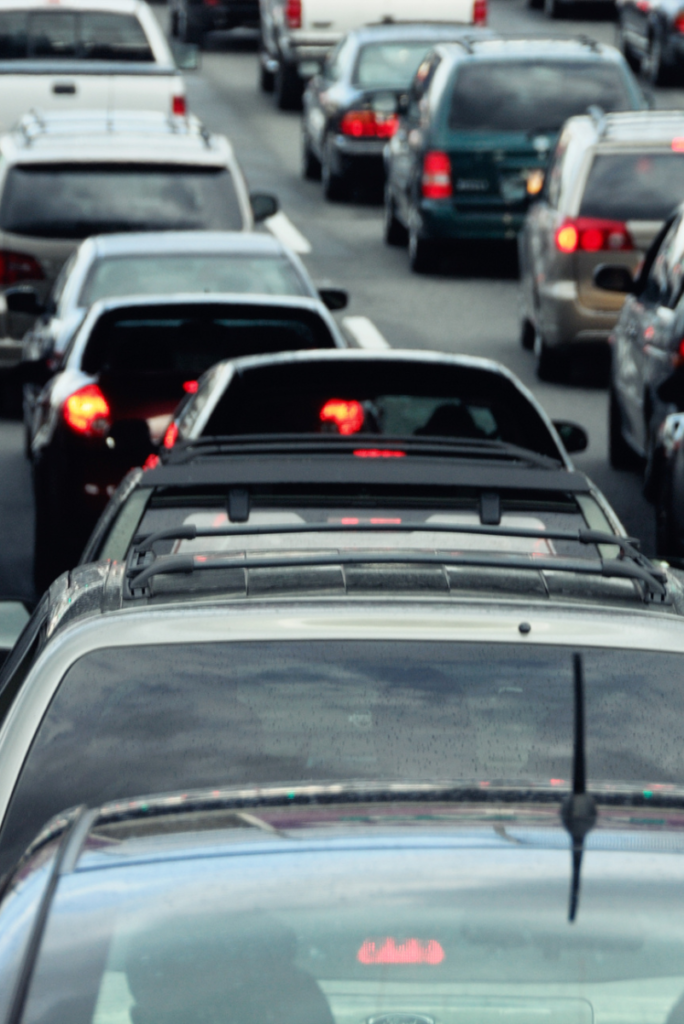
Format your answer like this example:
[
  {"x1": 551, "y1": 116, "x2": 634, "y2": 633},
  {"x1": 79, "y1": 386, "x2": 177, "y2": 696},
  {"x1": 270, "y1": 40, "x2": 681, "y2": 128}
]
[{"x1": 2, "y1": 0, "x2": 682, "y2": 602}]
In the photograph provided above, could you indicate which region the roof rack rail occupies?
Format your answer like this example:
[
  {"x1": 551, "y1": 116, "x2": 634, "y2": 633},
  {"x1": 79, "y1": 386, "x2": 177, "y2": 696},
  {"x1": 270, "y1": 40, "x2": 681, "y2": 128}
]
[
  {"x1": 587, "y1": 104, "x2": 606, "y2": 136},
  {"x1": 577, "y1": 33, "x2": 600, "y2": 50}
]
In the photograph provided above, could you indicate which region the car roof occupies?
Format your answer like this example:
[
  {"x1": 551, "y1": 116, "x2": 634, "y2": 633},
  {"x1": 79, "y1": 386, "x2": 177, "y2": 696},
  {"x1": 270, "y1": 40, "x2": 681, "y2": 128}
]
[
  {"x1": 0, "y1": 0, "x2": 145, "y2": 11},
  {"x1": 436, "y1": 36, "x2": 623, "y2": 63},
  {"x1": 1, "y1": 112, "x2": 232, "y2": 167},
  {"x1": 567, "y1": 108, "x2": 684, "y2": 146},
  {"x1": 348, "y1": 24, "x2": 494, "y2": 45},
  {"x1": 89, "y1": 231, "x2": 288, "y2": 259}
]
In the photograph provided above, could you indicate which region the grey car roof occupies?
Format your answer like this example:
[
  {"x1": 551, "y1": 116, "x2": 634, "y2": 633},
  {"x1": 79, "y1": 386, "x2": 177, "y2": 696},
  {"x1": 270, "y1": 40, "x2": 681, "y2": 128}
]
[
  {"x1": 88, "y1": 231, "x2": 289, "y2": 259},
  {"x1": 436, "y1": 37, "x2": 625, "y2": 62},
  {"x1": 567, "y1": 109, "x2": 684, "y2": 146},
  {"x1": 346, "y1": 24, "x2": 496, "y2": 45}
]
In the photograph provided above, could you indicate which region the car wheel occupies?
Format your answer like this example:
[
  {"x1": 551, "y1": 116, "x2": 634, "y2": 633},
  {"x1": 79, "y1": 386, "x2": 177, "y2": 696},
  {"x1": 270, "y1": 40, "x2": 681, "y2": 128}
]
[
  {"x1": 527, "y1": 0, "x2": 544, "y2": 9},
  {"x1": 275, "y1": 60, "x2": 302, "y2": 111},
  {"x1": 259, "y1": 54, "x2": 275, "y2": 93},
  {"x1": 521, "y1": 318, "x2": 535, "y2": 351},
  {"x1": 608, "y1": 385, "x2": 641, "y2": 470},
  {"x1": 302, "y1": 131, "x2": 321, "y2": 181},
  {"x1": 408, "y1": 223, "x2": 437, "y2": 274},
  {"x1": 534, "y1": 330, "x2": 565, "y2": 382},
  {"x1": 384, "y1": 190, "x2": 408, "y2": 246},
  {"x1": 655, "y1": 464, "x2": 681, "y2": 557},
  {"x1": 322, "y1": 142, "x2": 348, "y2": 201}
]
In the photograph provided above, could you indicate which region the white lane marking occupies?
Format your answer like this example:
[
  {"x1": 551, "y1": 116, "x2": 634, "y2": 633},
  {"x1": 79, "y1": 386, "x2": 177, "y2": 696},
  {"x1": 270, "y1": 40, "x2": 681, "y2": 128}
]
[
  {"x1": 343, "y1": 315, "x2": 391, "y2": 350},
  {"x1": 264, "y1": 212, "x2": 312, "y2": 254}
]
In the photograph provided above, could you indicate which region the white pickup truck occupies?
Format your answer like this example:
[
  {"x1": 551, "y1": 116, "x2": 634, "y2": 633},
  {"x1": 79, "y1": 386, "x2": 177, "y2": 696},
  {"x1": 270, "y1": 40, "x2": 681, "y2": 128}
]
[
  {"x1": 0, "y1": 0, "x2": 188, "y2": 133},
  {"x1": 259, "y1": 0, "x2": 486, "y2": 109}
]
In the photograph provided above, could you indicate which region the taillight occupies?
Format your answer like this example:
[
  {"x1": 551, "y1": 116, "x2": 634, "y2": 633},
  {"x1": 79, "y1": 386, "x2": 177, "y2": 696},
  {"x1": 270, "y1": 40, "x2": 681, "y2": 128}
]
[
  {"x1": 63, "y1": 384, "x2": 111, "y2": 437},
  {"x1": 554, "y1": 217, "x2": 634, "y2": 254},
  {"x1": 285, "y1": 0, "x2": 301, "y2": 28},
  {"x1": 422, "y1": 151, "x2": 452, "y2": 200},
  {"x1": 0, "y1": 250, "x2": 44, "y2": 286},
  {"x1": 320, "y1": 398, "x2": 364, "y2": 435},
  {"x1": 183, "y1": 379, "x2": 199, "y2": 393},
  {"x1": 142, "y1": 453, "x2": 160, "y2": 470},
  {"x1": 675, "y1": 11, "x2": 684, "y2": 31},
  {"x1": 172, "y1": 95, "x2": 186, "y2": 116},
  {"x1": 473, "y1": 0, "x2": 487, "y2": 24},
  {"x1": 340, "y1": 110, "x2": 399, "y2": 139},
  {"x1": 163, "y1": 421, "x2": 179, "y2": 449}
]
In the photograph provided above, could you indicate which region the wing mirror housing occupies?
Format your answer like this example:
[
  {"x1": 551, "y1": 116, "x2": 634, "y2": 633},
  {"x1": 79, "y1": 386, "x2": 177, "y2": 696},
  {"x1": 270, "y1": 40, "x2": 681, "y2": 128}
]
[
  {"x1": 5, "y1": 286, "x2": 45, "y2": 317},
  {"x1": 593, "y1": 264, "x2": 634, "y2": 294},
  {"x1": 553, "y1": 420, "x2": 588, "y2": 454},
  {"x1": 318, "y1": 286, "x2": 348, "y2": 311},
  {"x1": 170, "y1": 40, "x2": 200, "y2": 70},
  {"x1": 106, "y1": 419, "x2": 154, "y2": 467},
  {"x1": 250, "y1": 192, "x2": 279, "y2": 223}
]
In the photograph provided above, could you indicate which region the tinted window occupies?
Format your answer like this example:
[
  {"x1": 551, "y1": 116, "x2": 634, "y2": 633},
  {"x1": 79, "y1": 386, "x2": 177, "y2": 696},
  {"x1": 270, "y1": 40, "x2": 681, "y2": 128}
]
[
  {"x1": 0, "y1": 11, "x2": 153, "y2": 60},
  {"x1": 448, "y1": 61, "x2": 633, "y2": 132},
  {"x1": 80, "y1": 255, "x2": 306, "y2": 305},
  {"x1": 354, "y1": 43, "x2": 436, "y2": 89},
  {"x1": 3, "y1": 641, "x2": 684, "y2": 877},
  {"x1": 0, "y1": 166, "x2": 243, "y2": 239},
  {"x1": 580, "y1": 152, "x2": 684, "y2": 221}
]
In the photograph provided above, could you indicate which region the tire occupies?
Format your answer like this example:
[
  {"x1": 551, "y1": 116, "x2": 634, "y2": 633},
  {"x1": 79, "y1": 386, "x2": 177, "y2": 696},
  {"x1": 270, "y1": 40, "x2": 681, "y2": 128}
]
[
  {"x1": 521, "y1": 318, "x2": 535, "y2": 351},
  {"x1": 534, "y1": 331, "x2": 565, "y2": 382},
  {"x1": 408, "y1": 223, "x2": 437, "y2": 274},
  {"x1": 655, "y1": 465, "x2": 679, "y2": 557},
  {"x1": 383, "y1": 190, "x2": 408, "y2": 246},
  {"x1": 275, "y1": 59, "x2": 302, "y2": 111},
  {"x1": 528, "y1": 0, "x2": 544, "y2": 9},
  {"x1": 259, "y1": 55, "x2": 275, "y2": 93},
  {"x1": 609, "y1": 386, "x2": 641, "y2": 470},
  {"x1": 321, "y1": 141, "x2": 348, "y2": 201},
  {"x1": 302, "y1": 131, "x2": 321, "y2": 181}
]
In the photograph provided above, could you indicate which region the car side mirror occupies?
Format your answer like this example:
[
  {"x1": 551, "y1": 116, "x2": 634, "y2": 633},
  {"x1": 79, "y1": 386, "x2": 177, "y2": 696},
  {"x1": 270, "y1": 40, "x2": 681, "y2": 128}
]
[
  {"x1": 553, "y1": 420, "x2": 588, "y2": 454},
  {"x1": 106, "y1": 419, "x2": 154, "y2": 466},
  {"x1": 170, "y1": 40, "x2": 200, "y2": 70},
  {"x1": 593, "y1": 264, "x2": 634, "y2": 294},
  {"x1": 250, "y1": 192, "x2": 279, "y2": 223},
  {"x1": 318, "y1": 287, "x2": 348, "y2": 311},
  {"x1": 0, "y1": 600, "x2": 30, "y2": 667},
  {"x1": 5, "y1": 286, "x2": 45, "y2": 317}
]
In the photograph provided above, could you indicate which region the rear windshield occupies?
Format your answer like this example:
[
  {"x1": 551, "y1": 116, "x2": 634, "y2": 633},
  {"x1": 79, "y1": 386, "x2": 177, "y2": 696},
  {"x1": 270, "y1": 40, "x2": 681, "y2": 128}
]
[
  {"x1": 2, "y1": 640, "x2": 684, "y2": 876},
  {"x1": 0, "y1": 165, "x2": 243, "y2": 239},
  {"x1": 0, "y1": 11, "x2": 154, "y2": 61},
  {"x1": 81, "y1": 311, "x2": 336, "y2": 376},
  {"x1": 354, "y1": 42, "x2": 437, "y2": 89},
  {"x1": 448, "y1": 61, "x2": 633, "y2": 132},
  {"x1": 200, "y1": 362, "x2": 559, "y2": 459},
  {"x1": 80, "y1": 255, "x2": 306, "y2": 305},
  {"x1": 580, "y1": 152, "x2": 684, "y2": 221}
]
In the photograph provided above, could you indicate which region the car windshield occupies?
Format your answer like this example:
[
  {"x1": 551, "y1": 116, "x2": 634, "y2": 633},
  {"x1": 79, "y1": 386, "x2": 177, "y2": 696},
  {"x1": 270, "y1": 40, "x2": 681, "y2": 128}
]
[
  {"x1": 3, "y1": 640, "x2": 684, "y2": 875},
  {"x1": 197, "y1": 362, "x2": 560, "y2": 459},
  {"x1": 0, "y1": 165, "x2": 243, "y2": 238},
  {"x1": 354, "y1": 42, "x2": 437, "y2": 88},
  {"x1": 448, "y1": 61, "x2": 633, "y2": 132},
  {"x1": 580, "y1": 152, "x2": 684, "y2": 221},
  {"x1": 0, "y1": 11, "x2": 154, "y2": 61},
  {"x1": 80, "y1": 255, "x2": 306, "y2": 305}
]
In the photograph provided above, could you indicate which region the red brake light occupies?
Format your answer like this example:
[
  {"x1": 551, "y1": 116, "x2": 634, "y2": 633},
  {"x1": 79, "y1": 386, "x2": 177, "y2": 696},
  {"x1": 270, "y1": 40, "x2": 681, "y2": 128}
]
[
  {"x1": 183, "y1": 379, "x2": 199, "y2": 393},
  {"x1": 673, "y1": 137, "x2": 684, "y2": 151},
  {"x1": 320, "y1": 398, "x2": 364, "y2": 435},
  {"x1": 63, "y1": 384, "x2": 111, "y2": 436},
  {"x1": 473, "y1": 0, "x2": 487, "y2": 24},
  {"x1": 422, "y1": 151, "x2": 452, "y2": 200},
  {"x1": 163, "y1": 422, "x2": 179, "y2": 449},
  {"x1": 555, "y1": 218, "x2": 633, "y2": 254},
  {"x1": 358, "y1": 938, "x2": 445, "y2": 965},
  {"x1": 675, "y1": 11, "x2": 684, "y2": 31},
  {"x1": 0, "y1": 250, "x2": 44, "y2": 285},
  {"x1": 354, "y1": 449, "x2": 405, "y2": 457},
  {"x1": 142, "y1": 453, "x2": 160, "y2": 470},
  {"x1": 172, "y1": 95, "x2": 186, "y2": 116},
  {"x1": 340, "y1": 110, "x2": 399, "y2": 139},
  {"x1": 285, "y1": 0, "x2": 301, "y2": 28}
]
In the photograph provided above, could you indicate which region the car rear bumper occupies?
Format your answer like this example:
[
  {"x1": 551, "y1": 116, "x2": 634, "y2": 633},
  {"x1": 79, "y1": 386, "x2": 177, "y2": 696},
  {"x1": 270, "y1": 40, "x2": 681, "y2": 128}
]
[
  {"x1": 418, "y1": 202, "x2": 525, "y2": 240},
  {"x1": 331, "y1": 135, "x2": 386, "y2": 174},
  {"x1": 538, "y1": 280, "x2": 620, "y2": 348}
]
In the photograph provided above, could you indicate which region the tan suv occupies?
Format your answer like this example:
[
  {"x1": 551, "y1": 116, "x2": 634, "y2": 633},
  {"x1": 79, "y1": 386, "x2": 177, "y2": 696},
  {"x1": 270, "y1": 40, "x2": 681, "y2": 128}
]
[{"x1": 519, "y1": 110, "x2": 684, "y2": 381}]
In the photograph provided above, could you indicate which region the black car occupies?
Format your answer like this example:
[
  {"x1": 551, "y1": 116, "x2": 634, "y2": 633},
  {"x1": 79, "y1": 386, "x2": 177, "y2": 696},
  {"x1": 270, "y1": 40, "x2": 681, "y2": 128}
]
[
  {"x1": 169, "y1": 0, "x2": 259, "y2": 46},
  {"x1": 27, "y1": 294, "x2": 346, "y2": 593},
  {"x1": 383, "y1": 37, "x2": 645, "y2": 272},
  {"x1": 618, "y1": 0, "x2": 684, "y2": 85},
  {"x1": 302, "y1": 24, "x2": 493, "y2": 200}
]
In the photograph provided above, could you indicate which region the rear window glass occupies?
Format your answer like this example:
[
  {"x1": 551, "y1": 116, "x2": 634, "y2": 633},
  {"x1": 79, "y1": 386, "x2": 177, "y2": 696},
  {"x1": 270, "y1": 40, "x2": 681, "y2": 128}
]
[
  {"x1": 3, "y1": 640, "x2": 684, "y2": 876},
  {"x1": 81, "y1": 311, "x2": 336, "y2": 376},
  {"x1": 0, "y1": 165, "x2": 243, "y2": 238},
  {"x1": 354, "y1": 42, "x2": 437, "y2": 89},
  {"x1": 80, "y1": 255, "x2": 306, "y2": 305},
  {"x1": 580, "y1": 152, "x2": 684, "y2": 221},
  {"x1": 0, "y1": 11, "x2": 154, "y2": 61},
  {"x1": 448, "y1": 61, "x2": 633, "y2": 132}
]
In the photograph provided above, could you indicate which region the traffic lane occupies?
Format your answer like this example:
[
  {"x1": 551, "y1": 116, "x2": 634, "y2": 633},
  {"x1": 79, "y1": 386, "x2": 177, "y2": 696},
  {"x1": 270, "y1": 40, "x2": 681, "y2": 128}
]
[{"x1": 0, "y1": 420, "x2": 33, "y2": 602}]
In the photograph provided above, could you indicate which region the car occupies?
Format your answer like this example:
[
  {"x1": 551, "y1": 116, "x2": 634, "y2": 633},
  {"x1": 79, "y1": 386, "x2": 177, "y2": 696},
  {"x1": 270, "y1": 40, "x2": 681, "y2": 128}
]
[
  {"x1": 519, "y1": 110, "x2": 684, "y2": 382},
  {"x1": 0, "y1": 0, "x2": 191, "y2": 134},
  {"x1": 170, "y1": 0, "x2": 259, "y2": 47},
  {"x1": 15, "y1": 230, "x2": 348, "y2": 452},
  {"x1": 301, "y1": 24, "x2": 493, "y2": 200},
  {"x1": 259, "y1": 0, "x2": 488, "y2": 112},
  {"x1": 383, "y1": 37, "x2": 645, "y2": 273},
  {"x1": 618, "y1": 0, "x2": 684, "y2": 85},
  {"x1": 649, "y1": 410, "x2": 684, "y2": 557},
  {"x1": 5, "y1": 770, "x2": 684, "y2": 1021},
  {"x1": 28, "y1": 293, "x2": 347, "y2": 592},
  {"x1": 0, "y1": 511, "x2": 682, "y2": 881},
  {"x1": 0, "y1": 110, "x2": 278, "y2": 377}
]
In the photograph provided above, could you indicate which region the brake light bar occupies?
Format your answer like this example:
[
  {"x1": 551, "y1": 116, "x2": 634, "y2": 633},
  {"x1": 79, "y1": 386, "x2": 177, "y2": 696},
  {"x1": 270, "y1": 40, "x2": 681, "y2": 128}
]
[
  {"x1": 555, "y1": 217, "x2": 634, "y2": 254},
  {"x1": 163, "y1": 422, "x2": 179, "y2": 449},
  {"x1": 0, "y1": 250, "x2": 44, "y2": 286},
  {"x1": 422, "y1": 151, "x2": 452, "y2": 200},
  {"x1": 63, "y1": 384, "x2": 111, "y2": 437},
  {"x1": 354, "y1": 449, "x2": 405, "y2": 457},
  {"x1": 340, "y1": 110, "x2": 399, "y2": 139},
  {"x1": 285, "y1": 0, "x2": 302, "y2": 28},
  {"x1": 473, "y1": 0, "x2": 487, "y2": 24},
  {"x1": 358, "y1": 938, "x2": 445, "y2": 965}
]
